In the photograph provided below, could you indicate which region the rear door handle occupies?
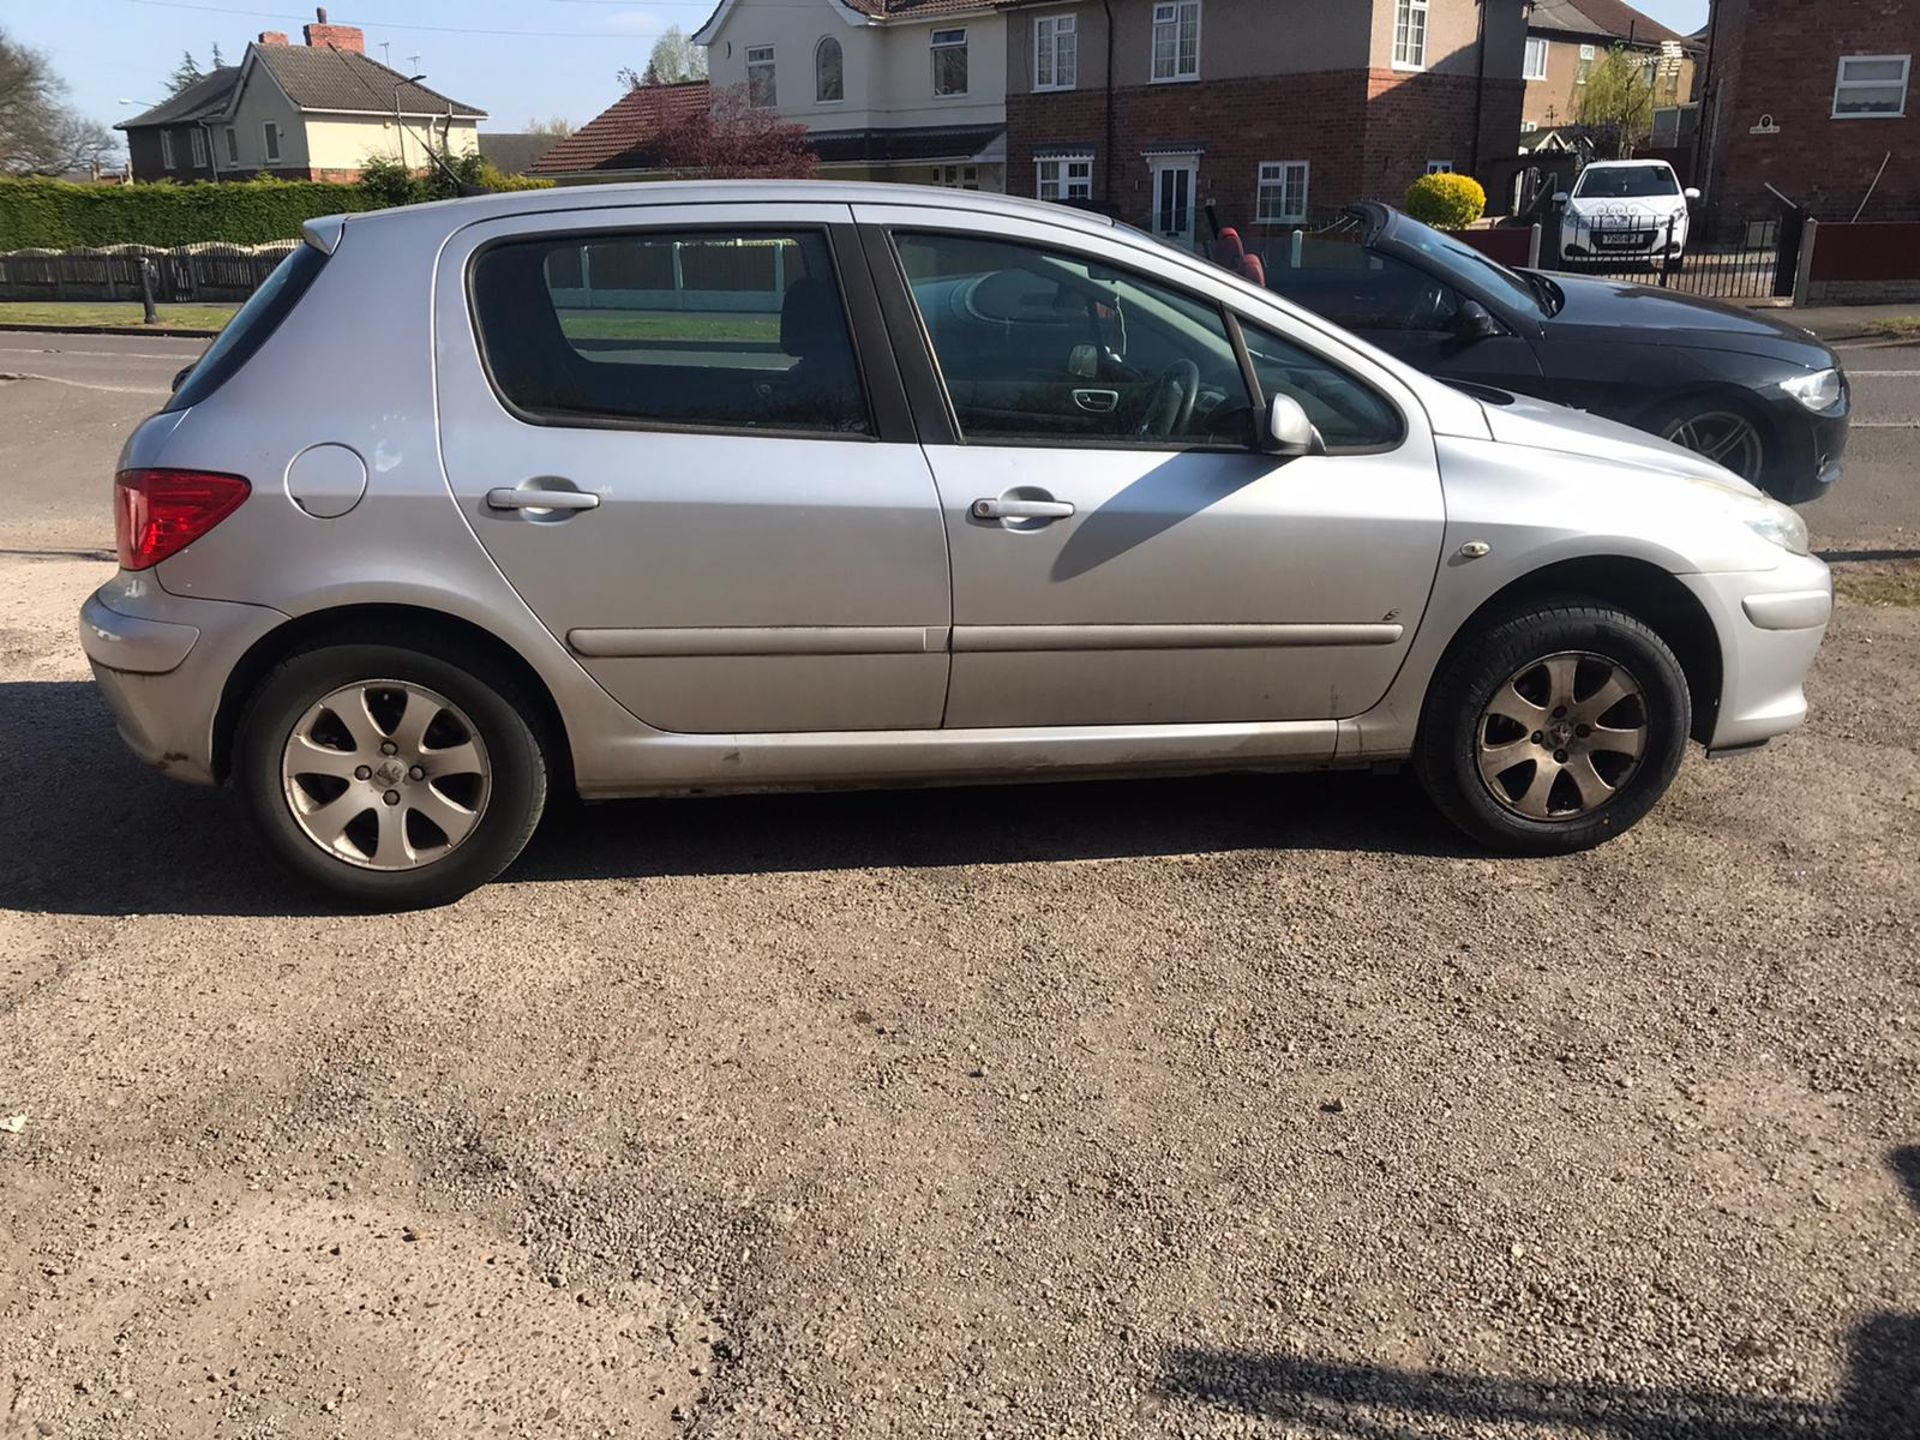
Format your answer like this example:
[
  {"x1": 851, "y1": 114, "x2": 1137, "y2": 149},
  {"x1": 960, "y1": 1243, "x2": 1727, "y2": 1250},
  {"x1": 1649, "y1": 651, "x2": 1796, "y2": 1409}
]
[
  {"x1": 487, "y1": 486, "x2": 600, "y2": 512},
  {"x1": 971, "y1": 497, "x2": 1076, "y2": 521}
]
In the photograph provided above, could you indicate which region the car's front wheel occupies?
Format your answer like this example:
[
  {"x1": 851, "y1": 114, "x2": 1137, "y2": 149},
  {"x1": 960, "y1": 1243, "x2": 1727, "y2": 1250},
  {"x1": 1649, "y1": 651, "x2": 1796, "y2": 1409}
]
[
  {"x1": 1414, "y1": 600, "x2": 1691, "y2": 854},
  {"x1": 235, "y1": 643, "x2": 548, "y2": 908},
  {"x1": 1647, "y1": 395, "x2": 1768, "y2": 485}
]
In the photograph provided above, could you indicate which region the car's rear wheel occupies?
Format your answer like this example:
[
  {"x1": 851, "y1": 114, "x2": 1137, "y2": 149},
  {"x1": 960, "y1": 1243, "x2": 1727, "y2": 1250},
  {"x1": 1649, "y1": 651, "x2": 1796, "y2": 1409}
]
[
  {"x1": 1650, "y1": 396, "x2": 1767, "y2": 483},
  {"x1": 1414, "y1": 600, "x2": 1690, "y2": 855},
  {"x1": 235, "y1": 643, "x2": 547, "y2": 908}
]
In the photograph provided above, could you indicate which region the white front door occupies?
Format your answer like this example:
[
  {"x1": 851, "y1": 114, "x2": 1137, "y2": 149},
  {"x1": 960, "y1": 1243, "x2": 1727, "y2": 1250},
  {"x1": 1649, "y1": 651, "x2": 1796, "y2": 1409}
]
[{"x1": 1150, "y1": 158, "x2": 1198, "y2": 247}]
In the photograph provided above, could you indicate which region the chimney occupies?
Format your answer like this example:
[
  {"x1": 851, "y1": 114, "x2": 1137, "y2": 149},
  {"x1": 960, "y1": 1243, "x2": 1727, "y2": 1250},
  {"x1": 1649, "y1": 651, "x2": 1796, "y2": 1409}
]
[
  {"x1": 303, "y1": 6, "x2": 365, "y2": 54},
  {"x1": 257, "y1": 31, "x2": 289, "y2": 45}
]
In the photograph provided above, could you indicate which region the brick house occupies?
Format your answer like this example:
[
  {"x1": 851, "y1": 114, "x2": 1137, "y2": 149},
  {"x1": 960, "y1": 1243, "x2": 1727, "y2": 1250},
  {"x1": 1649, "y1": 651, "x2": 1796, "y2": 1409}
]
[
  {"x1": 528, "y1": 82, "x2": 713, "y2": 181},
  {"x1": 1520, "y1": 0, "x2": 1697, "y2": 133},
  {"x1": 999, "y1": 0, "x2": 1528, "y2": 245},
  {"x1": 1698, "y1": 0, "x2": 1918, "y2": 220},
  {"x1": 116, "y1": 8, "x2": 485, "y2": 184}
]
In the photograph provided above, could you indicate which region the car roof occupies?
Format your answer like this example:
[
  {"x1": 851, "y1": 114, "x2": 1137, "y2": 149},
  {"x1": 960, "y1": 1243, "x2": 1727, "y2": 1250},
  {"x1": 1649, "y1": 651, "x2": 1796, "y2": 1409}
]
[
  {"x1": 1581, "y1": 159, "x2": 1676, "y2": 169},
  {"x1": 331, "y1": 179, "x2": 1121, "y2": 242}
]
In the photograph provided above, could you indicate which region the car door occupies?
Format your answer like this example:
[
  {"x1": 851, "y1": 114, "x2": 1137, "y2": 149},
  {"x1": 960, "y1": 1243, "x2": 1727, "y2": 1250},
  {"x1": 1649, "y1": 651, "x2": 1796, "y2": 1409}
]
[
  {"x1": 434, "y1": 203, "x2": 950, "y2": 734},
  {"x1": 854, "y1": 204, "x2": 1447, "y2": 730}
]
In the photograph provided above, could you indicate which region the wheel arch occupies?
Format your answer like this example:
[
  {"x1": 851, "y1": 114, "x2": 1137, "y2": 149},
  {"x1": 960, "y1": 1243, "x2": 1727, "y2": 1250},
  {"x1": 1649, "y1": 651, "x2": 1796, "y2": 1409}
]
[
  {"x1": 1633, "y1": 382, "x2": 1782, "y2": 468},
  {"x1": 211, "y1": 604, "x2": 576, "y2": 788},
  {"x1": 1438, "y1": 555, "x2": 1724, "y2": 745}
]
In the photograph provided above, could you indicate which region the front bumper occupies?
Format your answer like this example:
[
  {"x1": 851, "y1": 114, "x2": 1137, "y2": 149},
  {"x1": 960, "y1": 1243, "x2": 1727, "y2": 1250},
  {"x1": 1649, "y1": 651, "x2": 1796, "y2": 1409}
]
[
  {"x1": 1760, "y1": 388, "x2": 1849, "y2": 506},
  {"x1": 80, "y1": 574, "x2": 286, "y2": 785},
  {"x1": 1681, "y1": 552, "x2": 1833, "y2": 753}
]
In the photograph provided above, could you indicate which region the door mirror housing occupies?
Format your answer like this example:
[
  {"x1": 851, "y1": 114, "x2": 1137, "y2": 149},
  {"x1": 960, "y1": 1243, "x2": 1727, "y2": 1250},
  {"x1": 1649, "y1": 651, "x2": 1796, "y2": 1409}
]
[
  {"x1": 1266, "y1": 394, "x2": 1326, "y2": 458},
  {"x1": 1453, "y1": 299, "x2": 1501, "y2": 342},
  {"x1": 1552, "y1": 191, "x2": 1571, "y2": 207},
  {"x1": 1683, "y1": 186, "x2": 1702, "y2": 201}
]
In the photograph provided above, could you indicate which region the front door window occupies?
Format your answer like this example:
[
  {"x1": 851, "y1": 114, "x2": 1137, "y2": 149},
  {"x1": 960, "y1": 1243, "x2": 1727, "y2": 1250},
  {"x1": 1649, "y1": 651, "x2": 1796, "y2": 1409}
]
[{"x1": 1152, "y1": 161, "x2": 1197, "y2": 246}]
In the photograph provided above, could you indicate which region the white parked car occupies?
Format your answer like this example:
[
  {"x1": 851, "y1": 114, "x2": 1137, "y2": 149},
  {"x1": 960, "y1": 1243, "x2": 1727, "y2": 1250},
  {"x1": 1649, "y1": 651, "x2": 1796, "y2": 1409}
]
[{"x1": 1557, "y1": 160, "x2": 1702, "y2": 266}]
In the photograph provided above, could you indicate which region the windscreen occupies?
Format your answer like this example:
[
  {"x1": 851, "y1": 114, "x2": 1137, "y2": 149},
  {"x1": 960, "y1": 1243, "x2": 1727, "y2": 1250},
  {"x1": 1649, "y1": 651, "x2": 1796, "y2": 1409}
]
[{"x1": 1574, "y1": 166, "x2": 1681, "y2": 199}]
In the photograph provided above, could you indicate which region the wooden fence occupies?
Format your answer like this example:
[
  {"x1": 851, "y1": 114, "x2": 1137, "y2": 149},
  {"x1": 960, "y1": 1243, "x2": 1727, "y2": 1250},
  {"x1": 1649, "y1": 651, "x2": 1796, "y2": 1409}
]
[{"x1": 0, "y1": 244, "x2": 297, "y2": 304}]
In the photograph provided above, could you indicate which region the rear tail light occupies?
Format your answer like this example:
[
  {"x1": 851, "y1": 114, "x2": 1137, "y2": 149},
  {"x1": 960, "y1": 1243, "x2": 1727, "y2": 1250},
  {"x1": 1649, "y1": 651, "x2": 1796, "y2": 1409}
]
[{"x1": 114, "y1": 469, "x2": 251, "y2": 571}]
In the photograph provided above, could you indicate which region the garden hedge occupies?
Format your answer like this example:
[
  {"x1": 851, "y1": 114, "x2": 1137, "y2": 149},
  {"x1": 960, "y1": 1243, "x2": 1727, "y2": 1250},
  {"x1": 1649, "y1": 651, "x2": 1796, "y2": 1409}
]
[{"x1": 0, "y1": 176, "x2": 380, "y2": 250}]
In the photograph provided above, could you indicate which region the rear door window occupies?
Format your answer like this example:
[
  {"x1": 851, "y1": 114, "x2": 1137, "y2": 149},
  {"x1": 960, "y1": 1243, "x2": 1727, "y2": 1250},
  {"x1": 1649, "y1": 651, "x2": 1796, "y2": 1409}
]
[{"x1": 469, "y1": 229, "x2": 870, "y2": 435}]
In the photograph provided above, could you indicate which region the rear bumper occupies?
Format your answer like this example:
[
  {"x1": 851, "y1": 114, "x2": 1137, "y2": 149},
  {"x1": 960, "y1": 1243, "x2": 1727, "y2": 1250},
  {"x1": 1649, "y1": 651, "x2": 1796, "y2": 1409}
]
[
  {"x1": 1682, "y1": 554, "x2": 1832, "y2": 752},
  {"x1": 80, "y1": 575, "x2": 285, "y2": 785}
]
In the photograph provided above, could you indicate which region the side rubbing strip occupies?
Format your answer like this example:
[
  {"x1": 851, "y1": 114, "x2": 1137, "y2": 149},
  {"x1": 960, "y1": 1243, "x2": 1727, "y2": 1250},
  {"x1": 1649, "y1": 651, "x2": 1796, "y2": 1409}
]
[
  {"x1": 952, "y1": 623, "x2": 1404, "y2": 653},
  {"x1": 569, "y1": 626, "x2": 948, "y2": 658}
]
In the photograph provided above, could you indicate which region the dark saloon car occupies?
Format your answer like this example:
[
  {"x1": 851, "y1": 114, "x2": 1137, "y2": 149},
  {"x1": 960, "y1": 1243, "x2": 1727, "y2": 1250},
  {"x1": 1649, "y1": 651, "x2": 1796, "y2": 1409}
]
[{"x1": 1264, "y1": 203, "x2": 1848, "y2": 504}]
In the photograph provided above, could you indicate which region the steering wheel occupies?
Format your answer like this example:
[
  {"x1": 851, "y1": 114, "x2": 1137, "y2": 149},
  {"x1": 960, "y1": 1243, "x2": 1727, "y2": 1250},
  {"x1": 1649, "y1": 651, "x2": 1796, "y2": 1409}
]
[{"x1": 1134, "y1": 359, "x2": 1201, "y2": 440}]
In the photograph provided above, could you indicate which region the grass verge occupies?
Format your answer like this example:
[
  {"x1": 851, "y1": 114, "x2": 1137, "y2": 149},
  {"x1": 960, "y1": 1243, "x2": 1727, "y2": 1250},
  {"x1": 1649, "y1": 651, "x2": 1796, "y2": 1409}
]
[
  {"x1": 0, "y1": 302, "x2": 236, "y2": 331},
  {"x1": 1833, "y1": 559, "x2": 1920, "y2": 608}
]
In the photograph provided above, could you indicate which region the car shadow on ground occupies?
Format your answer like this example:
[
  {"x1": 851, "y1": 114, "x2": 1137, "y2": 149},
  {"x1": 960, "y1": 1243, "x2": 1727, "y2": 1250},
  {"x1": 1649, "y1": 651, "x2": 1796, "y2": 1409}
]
[
  {"x1": 0, "y1": 679, "x2": 1474, "y2": 918},
  {"x1": 1156, "y1": 1148, "x2": 1920, "y2": 1438}
]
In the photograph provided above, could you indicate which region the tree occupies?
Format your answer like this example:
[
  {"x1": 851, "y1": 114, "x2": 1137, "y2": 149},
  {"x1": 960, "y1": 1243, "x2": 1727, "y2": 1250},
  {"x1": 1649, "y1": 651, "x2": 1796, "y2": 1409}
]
[
  {"x1": 210, "y1": 41, "x2": 225, "y2": 69},
  {"x1": 620, "y1": 25, "x2": 708, "y2": 88},
  {"x1": 0, "y1": 28, "x2": 115, "y2": 176},
  {"x1": 651, "y1": 84, "x2": 813, "y2": 179},
  {"x1": 1574, "y1": 45, "x2": 1655, "y2": 159},
  {"x1": 524, "y1": 115, "x2": 573, "y2": 137},
  {"x1": 167, "y1": 49, "x2": 204, "y2": 96}
]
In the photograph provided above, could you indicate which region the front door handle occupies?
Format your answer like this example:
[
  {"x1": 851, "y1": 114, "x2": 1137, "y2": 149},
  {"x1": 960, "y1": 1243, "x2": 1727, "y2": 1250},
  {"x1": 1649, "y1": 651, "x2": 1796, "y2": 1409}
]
[
  {"x1": 487, "y1": 486, "x2": 600, "y2": 513},
  {"x1": 971, "y1": 497, "x2": 1076, "y2": 521},
  {"x1": 1072, "y1": 388, "x2": 1120, "y2": 414}
]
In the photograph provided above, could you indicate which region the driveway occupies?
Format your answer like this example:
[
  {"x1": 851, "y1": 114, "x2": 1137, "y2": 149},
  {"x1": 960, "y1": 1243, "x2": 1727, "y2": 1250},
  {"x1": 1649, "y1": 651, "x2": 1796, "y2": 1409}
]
[{"x1": 1, "y1": 335, "x2": 1916, "y2": 1438}]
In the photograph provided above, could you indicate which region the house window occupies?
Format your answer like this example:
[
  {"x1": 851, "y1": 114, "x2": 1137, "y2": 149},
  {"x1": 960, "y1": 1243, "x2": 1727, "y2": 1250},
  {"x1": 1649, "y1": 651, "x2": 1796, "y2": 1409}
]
[
  {"x1": 224, "y1": 126, "x2": 239, "y2": 163},
  {"x1": 159, "y1": 130, "x2": 176, "y2": 169},
  {"x1": 932, "y1": 28, "x2": 969, "y2": 96},
  {"x1": 1035, "y1": 14, "x2": 1077, "y2": 91},
  {"x1": 1833, "y1": 54, "x2": 1910, "y2": 117},
  {"x1": 1394, "y1": 0, "x2": 1429, "y2": 70},
  {"x1": 815, "y1": 36, "x2": 844, "y2": 103},
  {"x1": 1576, "y1": 44, "x2": 1595, "y2": 84},
  {"x1": 1151, "y1": 2, "x2": 1201, "y2": 83},
  {"x1": 1036, "y1": 155, "x2": 1093, "y2": 202},
  {"x1": 1256, "y1": 161, "x2": 1309, "y2": 222},
  {"x1": 189, "y1": 128, "x2": 208, "y2": 166},
  {"x1": 1426, "y1": 159, "x2": 1454, "y2": 174},
  {"x1": 262, "y1": 121, "x2": 281, "y2": 162},
  {"x1": 1520, "y1": 120, "x2": 1539, "y2": 134},
  {"x1": 933, "y1": 163, "x2": 980, "y2": 189},
  {"x1": 1523, "y1": 37, "x2": 1549, "y2": 81},
  {"x1": 747, "y1": 45, "x2": 777, "y2": 108}
]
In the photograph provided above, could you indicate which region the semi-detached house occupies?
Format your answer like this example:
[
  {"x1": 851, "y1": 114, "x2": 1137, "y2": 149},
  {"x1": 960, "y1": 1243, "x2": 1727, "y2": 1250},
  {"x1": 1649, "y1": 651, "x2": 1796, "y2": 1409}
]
[{"x1": 1000, "y1": 0, "x2": 1528, "y2": 245}]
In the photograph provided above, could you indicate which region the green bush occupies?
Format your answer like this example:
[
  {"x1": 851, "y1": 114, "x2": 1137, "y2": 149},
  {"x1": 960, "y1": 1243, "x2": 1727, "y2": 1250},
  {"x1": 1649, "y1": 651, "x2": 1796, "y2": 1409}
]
[
  {"x1": 356, "y1": 151, "x2": 555, "y2": 207},
  {"x1": 0, "y1": 175, "x2": 378, "y2": 249},
  {"x1": 1404, "y1": 172, "x2": 1487, "y2": 230}
]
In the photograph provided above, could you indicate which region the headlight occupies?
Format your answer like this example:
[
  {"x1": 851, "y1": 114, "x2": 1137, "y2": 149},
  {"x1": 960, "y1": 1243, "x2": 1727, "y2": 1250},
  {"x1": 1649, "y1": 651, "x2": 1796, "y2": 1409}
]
[
  {"x1": 1738, "y1": 496, "x2": 1810, "y2": 556},
  {"x1": 1781, "y1": 367, "x2": 1843, "y2": 413}
]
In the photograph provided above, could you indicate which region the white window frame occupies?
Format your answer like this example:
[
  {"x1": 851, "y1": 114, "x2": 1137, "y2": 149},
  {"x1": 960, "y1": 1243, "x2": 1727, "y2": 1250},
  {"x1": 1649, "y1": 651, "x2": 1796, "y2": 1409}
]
[
  {"x1": 159, "y1": 130, "x2": 176, "y2": 169},
  {"x1": 224, "y1": 126, "x2": 239, "y2": 163},
  {"x1": 1150, "y1": 1, "x2": 1202, "y2": 85},
  {"x1": 934, "y1": 163, "x2": 981, "y2": 190},
  {"x1": 1036, "y1": 155, "x2": 1093, "y2": 202},
  {"x1": 1576, "y1": 43, "x2": 1595, "y2": 84},
  {"x1": 1523, "y1": 36, "x2": 1549, "y2": 81},
  {"x1": 814, "y1": 35, "x2": 844, "y2": 105},
  {"x1": 1393, "y1": 0, "x2": 1429, "y2": 71},
  {"x1": 1426, "y1": 159, "x2": 1454, "y2": 174},
  {"x1": 1034, "y1": 13, "x2": 1078, "y2": 92},
  {"x1": 189, "y1": 127, "x2": 208, "y2": 167},
  {"x1": 1255, "y1": 160, "x2": 1310, "y2": 223},
  {"x1": 746, "y1": 44, "x2": 777, "y2": 109},
  {"x1": 262, "y1": 120, "x2": 281, "y2": 162},
  {"x1": 931, "y1": 28, "x2": 969, "y2": 98},
  {"x1": 1832, "y1": 53, "x2": 1911, "y2": 119}
]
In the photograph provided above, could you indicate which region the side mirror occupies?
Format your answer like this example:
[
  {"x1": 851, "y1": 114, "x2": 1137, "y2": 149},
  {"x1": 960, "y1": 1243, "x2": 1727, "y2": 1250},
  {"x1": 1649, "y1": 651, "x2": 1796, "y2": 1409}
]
[
  {"x1": 1552, "y1": 191, "x2": 1571, "y2": 206},
  {"x1": 1683, "y1": 186, "x2": 1702, "y2": 201},
  {"x1": 170, "y1": 364, "x2": 194, "y2": 393},
  {"x1": 1453, "y1": 299, "x2": 1500, "y2": 341},
  {"x1": 1266, "y1": 393, "x2": 1326, "y2": 458}
]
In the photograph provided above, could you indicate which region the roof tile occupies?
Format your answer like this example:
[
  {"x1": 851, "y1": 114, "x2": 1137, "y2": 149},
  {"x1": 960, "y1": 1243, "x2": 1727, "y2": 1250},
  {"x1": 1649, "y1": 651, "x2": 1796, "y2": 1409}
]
[
  {"x1": 251, "y1": 42, "x2": 486, "y2": 117},
  {"x1": 529, "y1": 81, "x2": 712, "y2": 174}
]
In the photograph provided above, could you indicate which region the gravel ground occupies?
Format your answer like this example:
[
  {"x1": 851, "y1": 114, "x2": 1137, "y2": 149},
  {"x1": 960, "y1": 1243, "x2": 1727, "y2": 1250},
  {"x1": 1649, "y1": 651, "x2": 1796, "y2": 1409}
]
[{"x1": 1, "y1": 371, "x2": 1917, "y2": 1439}]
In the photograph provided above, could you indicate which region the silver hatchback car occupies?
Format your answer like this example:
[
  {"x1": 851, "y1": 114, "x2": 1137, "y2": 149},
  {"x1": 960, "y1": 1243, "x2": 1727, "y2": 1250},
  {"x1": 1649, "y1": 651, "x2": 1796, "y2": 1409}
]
[{"x1": 82, "y1": 183, "x2": 1832, "y2": 906}]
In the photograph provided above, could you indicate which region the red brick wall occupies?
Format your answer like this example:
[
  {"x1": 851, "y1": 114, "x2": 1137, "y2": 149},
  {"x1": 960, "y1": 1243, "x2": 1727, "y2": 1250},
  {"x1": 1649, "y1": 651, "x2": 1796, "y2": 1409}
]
[
  {"x1": 1705, "y1": 0, "x2": 1920, "y2": 219},
  {"x1": 1005, "y1": 65, "x2": 1520, "y2": 230}
]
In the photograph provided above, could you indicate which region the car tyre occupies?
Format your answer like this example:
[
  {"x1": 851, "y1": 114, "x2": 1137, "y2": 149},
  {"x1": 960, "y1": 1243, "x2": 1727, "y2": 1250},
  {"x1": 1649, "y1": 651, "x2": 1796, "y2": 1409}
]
[
  {"x1": 1413, "y1": 599, "x2": 1690, "y2": 855},
  {"x1": 1644, "y1": 393, "x2": 1769, "y2": 487},
  {"x1": 235, "y1": 643, "x2": 548, "y2": 908}
]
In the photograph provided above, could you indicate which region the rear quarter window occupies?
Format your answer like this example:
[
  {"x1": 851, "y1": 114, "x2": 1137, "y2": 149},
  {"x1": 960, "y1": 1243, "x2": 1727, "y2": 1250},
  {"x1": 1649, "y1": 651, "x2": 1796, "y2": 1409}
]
[{"x1": 166, "y1": 242, "x2": 328, "y2": 412}]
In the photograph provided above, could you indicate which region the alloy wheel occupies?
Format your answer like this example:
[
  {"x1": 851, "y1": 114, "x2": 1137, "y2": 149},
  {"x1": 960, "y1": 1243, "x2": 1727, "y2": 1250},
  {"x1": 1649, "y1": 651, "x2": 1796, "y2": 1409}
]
[
  {"x1": 1476, "y1": 652, "x2": 1649, "y2": 822},
  {"x1": 1659, "y1": 409, "x2": 1764, "y2": 481},
  {"x1": 280, "y1": 680, "x2": 491, "y2": 871}
]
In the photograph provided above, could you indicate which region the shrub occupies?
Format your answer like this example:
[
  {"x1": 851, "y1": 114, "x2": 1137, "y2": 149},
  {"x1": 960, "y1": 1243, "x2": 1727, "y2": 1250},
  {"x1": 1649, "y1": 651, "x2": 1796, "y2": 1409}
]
[
  {"x1": 0, "y1": 175, "x2": 377, "y2": 249},
  {"x1": 355, "y1": 154, "x2": 418, "y2": 208},
  {"x1": 1405, "y1": 172, "x2": 1487, "y2": 230}
]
